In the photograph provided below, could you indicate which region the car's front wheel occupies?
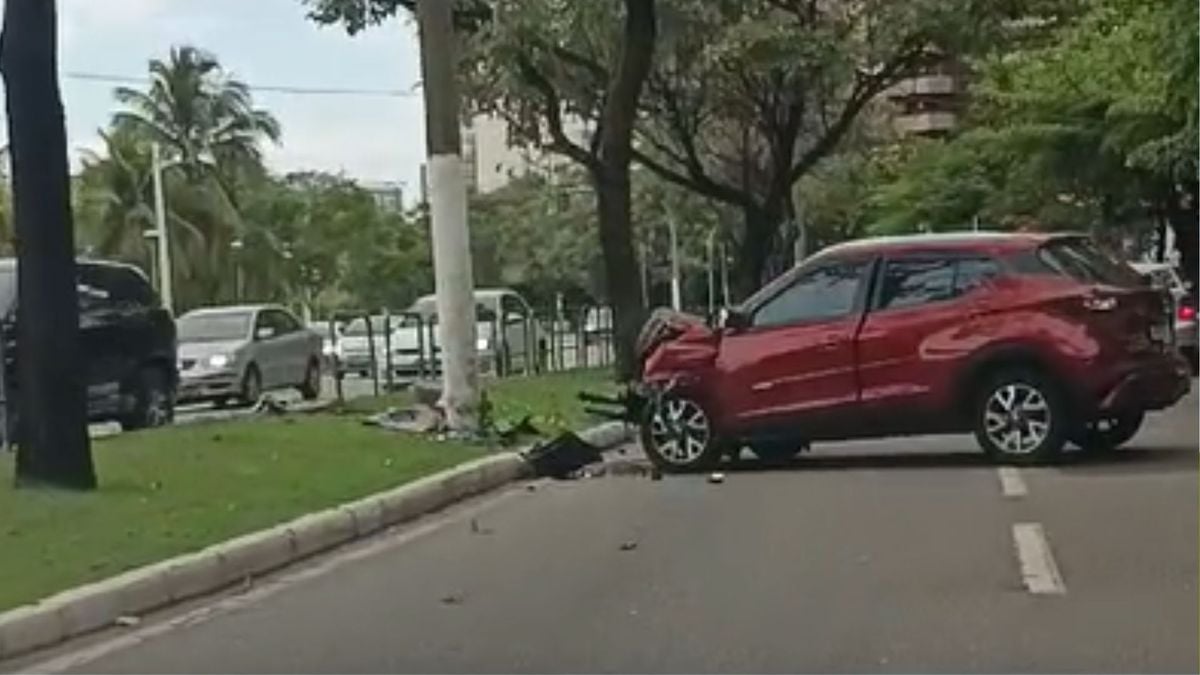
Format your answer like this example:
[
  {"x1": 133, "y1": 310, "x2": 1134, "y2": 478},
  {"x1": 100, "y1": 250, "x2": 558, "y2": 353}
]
[
  {"x1": 120, "y1": 367, "x2": 175, "y2": 431},
  {"x1": 1071, "y1": 411, "x2": 1144, "y2": 452},
  {"x1": 240, "y1": 365, "x2": 262, "y2": 406},
  {"x1": 298, "y1": 359, "x2": 321, "y2": 401},
  {"x1": 640, "y1": 394, "x2": 723, "y2": 472},
  {"x1": 973, "y1": 369, "x2": 1068, "y2": 464}
]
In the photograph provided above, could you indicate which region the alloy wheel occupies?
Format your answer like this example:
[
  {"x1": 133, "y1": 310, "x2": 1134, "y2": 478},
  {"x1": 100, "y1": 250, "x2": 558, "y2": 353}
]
[
  {"x1": 647, "y1": 398, "x2": 711, "y2": 466},
  {"x1": 983, "y1": 383, "x2": 1051, "y2": 455}
]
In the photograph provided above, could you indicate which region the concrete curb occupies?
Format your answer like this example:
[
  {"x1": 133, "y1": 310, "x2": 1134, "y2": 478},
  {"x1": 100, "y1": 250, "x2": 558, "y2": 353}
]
[{"x1": 0, "y1": 421, "x2": 631, "y2": 661}]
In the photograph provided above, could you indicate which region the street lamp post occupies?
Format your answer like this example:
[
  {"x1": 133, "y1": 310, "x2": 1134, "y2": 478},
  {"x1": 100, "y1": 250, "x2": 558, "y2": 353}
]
[
  {"x1": 150, "y1": 143, "x2": 173, "y2": 314},
  {"x1": 231, "y1": 238, "x2": 244, "y2": 301}
]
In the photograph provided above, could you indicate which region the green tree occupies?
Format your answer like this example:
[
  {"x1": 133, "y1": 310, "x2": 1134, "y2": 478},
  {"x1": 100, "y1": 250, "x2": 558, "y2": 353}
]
[
  {"x1": 869, "y1": 0, "x2": 1197, "y2": 283},
  {"x1": 305, "y1": 0, "x2": 657, "y2": 380},
  {"x1": 628, "y1": 0, "x2": 1072, "y2": 297}
]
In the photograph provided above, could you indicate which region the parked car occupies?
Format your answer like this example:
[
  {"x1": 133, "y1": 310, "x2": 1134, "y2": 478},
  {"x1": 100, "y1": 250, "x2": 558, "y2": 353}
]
[
  {"x1": 634, "y1": 232, "x2": 1191, "y2": 471},
  {"x1": 0, "y1": 258, "x2": 177, "y2": 434},
  {"x1": 308, "y1": 321, "x2": 342, "y2": 372},
  {"x1": 336, "y1": 315, "x2": 389, "y2": 378},
  {"x1": 1128, "y1": 262, "x2": 1197, "y2": 372},
  {"x1": 407, "y1": 289, "x2": 539, "y2": 375},
  {"x1": 176, "y1": 304, "x2": 322, "y2": 405}
]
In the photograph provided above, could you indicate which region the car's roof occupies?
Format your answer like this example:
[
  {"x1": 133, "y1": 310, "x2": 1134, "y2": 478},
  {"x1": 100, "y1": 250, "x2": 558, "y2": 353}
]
[
  {"x1": 414, "y1": 288, "x2": 518, "y2": 303},
  {"x1": 817, "y1": 231, "x2": 1066, "y2": 260},
  {"x1": 180, "y1": 304, "x2": 275, "y2": 316}
]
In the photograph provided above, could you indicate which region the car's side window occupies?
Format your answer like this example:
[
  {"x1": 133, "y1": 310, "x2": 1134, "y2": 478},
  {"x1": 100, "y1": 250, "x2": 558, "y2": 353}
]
[
  {"x1": 273, "y1": 310, "x2": 301, "y2": 334},
  {"x1": 954, "y1": 257, "x2": 1001, "y2": 296},
  {"x1": 752, "y1": 261, "x2": 868, "y2": 328},
  {"x1": 77, "y1": 266, "x2": 115, "y2": 312},
  {"x1": 253, "y1": 311, "x2": 272, "y2": 338},
  {"x1": 876, "y1": 258, "x2": 957, "y2": 311},
  {"x1": 502, "y1": 295, "x2": 528, "y2": 324}
]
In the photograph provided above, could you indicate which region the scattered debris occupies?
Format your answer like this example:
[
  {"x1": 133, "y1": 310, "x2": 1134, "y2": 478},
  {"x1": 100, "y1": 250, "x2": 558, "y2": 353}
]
[
  {"x1": 707, "y1": 472, "x2": 725, "y2": 484},
  {"x1": 525, "y1": 483, "x2": 538, "y2": 492},
  {"x1": 440, "y1": 592, "x2": 464, "y2": 605},
  {"x1": 524, "y1": 432, "x2": 603, "y2": 479},
  {"x1": 363, "y1": 405, "x2": 445, "y2": 434},
  {"x1": 251, "y1": 396, "x2": 289, "y2": 416},
  {"x1": 619, "y1": 540, "x2": 639, "y2": 552},
  {"x1": 650, "y1": 467, "x2": 663, "y2": 481},
  {"x1": 495, "y1": 415, "x2": 540, "y2": 445},
  {"x1": 114, "y1": 615, "x2": 141, "y2": 628},
  {"x1": 469, "y1": 518, "x2": 493, "y2": 535}
]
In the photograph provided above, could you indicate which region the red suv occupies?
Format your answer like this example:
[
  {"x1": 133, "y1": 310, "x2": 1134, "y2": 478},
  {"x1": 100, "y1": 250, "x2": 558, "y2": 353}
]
[{"x1": 635, "y1": 233, "x2": 1191, "y2": 470}]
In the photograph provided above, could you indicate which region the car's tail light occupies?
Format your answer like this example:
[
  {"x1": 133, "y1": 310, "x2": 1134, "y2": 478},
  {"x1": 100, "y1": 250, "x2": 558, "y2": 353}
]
[{"x1": 1179, "y1": 304, "x2": 1196, "y2": 321}]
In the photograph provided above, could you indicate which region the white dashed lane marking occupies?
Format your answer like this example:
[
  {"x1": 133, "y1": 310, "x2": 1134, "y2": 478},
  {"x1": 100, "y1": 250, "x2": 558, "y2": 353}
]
[
  {"x1": 1012, "y1": 522, "x2": 1067, "y2": 595},
  {"x1": 997, "y1": 467, "x2": 1028, "y2": 498}
]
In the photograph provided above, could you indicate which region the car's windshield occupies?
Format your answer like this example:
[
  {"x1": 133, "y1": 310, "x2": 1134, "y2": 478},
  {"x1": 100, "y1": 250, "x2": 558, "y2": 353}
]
[
  {"x1": 343, "y1": 317, "x2": 388, "y2": 336},
  {"x1": 177, "y1": 311, "x2": 252, "y2": 342},
  {"x1": 1039, "y1": 238, "x2": 1143, "y2": 287}
]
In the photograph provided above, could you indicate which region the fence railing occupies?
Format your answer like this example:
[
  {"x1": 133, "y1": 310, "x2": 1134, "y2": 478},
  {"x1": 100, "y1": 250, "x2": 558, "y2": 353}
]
[{"x1": 321, "y1": 304, "x2": 618, "y2": 402}]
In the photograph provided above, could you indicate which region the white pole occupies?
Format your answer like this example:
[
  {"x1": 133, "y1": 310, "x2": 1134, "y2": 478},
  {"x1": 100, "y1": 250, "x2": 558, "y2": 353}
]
[
  {"x1": 418, "y1": 0, "x2": 479, "y2": 432},
  {"x1": 668, "y1": 213, "x2": 682, "y2": 311},
  {"x1": 151, "y1": 143, "x2": 173, "y2": 314}
]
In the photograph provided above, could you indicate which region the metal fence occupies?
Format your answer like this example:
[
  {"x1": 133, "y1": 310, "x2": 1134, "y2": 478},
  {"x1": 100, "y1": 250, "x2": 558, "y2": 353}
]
[{"x1": 319, "y1": 304, "x2": 617, "y2": 402}]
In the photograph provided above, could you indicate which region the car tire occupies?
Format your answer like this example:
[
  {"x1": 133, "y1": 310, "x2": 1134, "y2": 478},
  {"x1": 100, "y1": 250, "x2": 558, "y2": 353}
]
[
  {"x1": 640, "y1": 393, "x2": 723, "y2": 472},
  {"x1": 1071, "y1": 411, "x2": 1144, "y2": 453},
  {"x1": 240, "y1": 365, "x2": 262, "y2": 406},
  {"x1": 120, "y1": 367, "x2": 175, "y2": 431},
  {"x1": 298, "y1": 359, "x2": 321, "y2": 401},
  {"x1": 973, "y1": 369, "x2": 1068, "y2": 465}
]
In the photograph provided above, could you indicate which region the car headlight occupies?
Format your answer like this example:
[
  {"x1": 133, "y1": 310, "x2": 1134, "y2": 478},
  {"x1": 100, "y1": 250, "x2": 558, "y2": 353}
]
[{"x1": 208, "y1": 353, "x2": 231, "y2": 369}]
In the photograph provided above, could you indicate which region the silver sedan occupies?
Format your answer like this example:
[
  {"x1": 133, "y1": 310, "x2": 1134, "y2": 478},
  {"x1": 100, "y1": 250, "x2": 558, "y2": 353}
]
[{"x1": 176, "y1": 304, "x2": 323, "y2": 405}]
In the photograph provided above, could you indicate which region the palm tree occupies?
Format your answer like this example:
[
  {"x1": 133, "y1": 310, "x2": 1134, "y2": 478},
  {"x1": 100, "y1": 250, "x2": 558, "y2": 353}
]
[
  {"x1": 108, "y1": 45, "x2": 282, "y2": 307},
  {"x1": 112, "y1": 46, "x2": 280, "y2": 181}
]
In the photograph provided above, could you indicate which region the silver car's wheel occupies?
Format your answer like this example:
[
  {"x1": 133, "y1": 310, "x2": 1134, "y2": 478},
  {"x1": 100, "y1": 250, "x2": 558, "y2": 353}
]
[{"x1": 641, "y1": 396, "x2": 719, "y2": 470}]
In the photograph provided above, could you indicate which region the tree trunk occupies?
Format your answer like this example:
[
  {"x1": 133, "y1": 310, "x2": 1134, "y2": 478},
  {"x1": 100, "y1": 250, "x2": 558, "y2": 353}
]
[
  {"x1": 1, "y1": 0, "x2": 95, "y2": 489},
  {"x1": 593, "y1": 0, "x2": 656, "y2": 382},
  {"x1": 732, "y1": 204, "x2": 778, "y2": 301},
  {"x1": 593, "y1": 169, "x2": 644, "y2": 380}
]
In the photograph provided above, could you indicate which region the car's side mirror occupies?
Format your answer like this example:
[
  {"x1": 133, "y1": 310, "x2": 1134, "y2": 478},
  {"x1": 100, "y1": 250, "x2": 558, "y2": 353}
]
[
  {"x1": 720, "y1": 307, "x2": 751, "y2": 331},
  {"x1": 255, "y1": 326, "x2": 275, "y2": 341}
]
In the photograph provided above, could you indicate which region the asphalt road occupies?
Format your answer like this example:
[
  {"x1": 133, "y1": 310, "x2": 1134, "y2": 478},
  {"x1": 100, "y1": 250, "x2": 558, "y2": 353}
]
[{"x1": 29, "y1": 392, "x2": 1199, "y2": 673}]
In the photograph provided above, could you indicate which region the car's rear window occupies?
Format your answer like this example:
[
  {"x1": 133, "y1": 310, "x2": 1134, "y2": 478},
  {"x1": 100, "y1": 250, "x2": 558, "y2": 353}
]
[{"x1": 1036, "y1": 238, "x2": 1143, "y2": 287}]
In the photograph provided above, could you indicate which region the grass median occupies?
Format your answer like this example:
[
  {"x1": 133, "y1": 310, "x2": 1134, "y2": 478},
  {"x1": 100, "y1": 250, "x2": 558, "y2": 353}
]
[{"x1": 0, "y1": 368, "x2": 615, "y2": 612}]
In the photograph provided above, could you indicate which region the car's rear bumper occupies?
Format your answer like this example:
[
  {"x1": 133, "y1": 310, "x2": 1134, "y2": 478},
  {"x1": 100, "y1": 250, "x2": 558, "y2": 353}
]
[{"x1": 1097, "y1": 353, "x2": 1191, "y2": 413}]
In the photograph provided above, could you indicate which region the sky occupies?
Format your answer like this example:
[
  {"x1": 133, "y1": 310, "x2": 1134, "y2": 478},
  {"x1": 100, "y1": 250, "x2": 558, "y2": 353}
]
[{"x1": 0, "y1": 0, "x2": 427, "y2": 196}]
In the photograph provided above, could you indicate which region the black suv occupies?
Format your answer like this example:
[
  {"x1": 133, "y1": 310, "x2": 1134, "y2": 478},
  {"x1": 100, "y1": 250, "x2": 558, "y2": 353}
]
[{"x1": 0, "y1": 259, "x2": 178, "y2": 437}]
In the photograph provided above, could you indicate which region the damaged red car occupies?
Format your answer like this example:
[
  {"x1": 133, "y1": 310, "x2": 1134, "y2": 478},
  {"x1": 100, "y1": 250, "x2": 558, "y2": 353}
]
[{"x1": 633, "y1": 232, "x2": 1192, "y2": 471}]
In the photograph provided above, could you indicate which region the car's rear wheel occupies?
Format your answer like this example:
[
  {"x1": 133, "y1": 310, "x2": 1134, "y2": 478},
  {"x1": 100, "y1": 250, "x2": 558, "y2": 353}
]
[
  {"x1": 973, "y1": 369, "x2": 1067, "y2": 464},
  {"x1": 1071, "y1": 411, "x2": 1144, "y2": 452},
  {"x1": 298, "y1": 359, "x2": 321, "y2": 401},
  {"x1": 240, "y1": 365, "x2": 262, "y2": 406},
  {"x1": 640, "y1": 394, "x2": 722, "y2": 472},
  {"x1": 120, "y1": 367, "x2": 174, "y2": 431}
]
